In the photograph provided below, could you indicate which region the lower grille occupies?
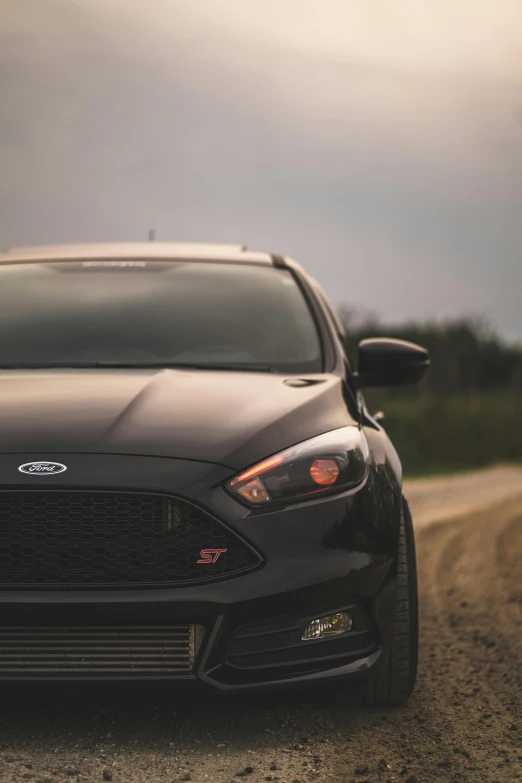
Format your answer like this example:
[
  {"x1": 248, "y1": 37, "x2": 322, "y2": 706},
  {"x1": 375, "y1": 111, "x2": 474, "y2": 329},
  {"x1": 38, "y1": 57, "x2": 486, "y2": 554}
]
[
  {"x1": 0, "y1": 626, "x2": 195, "y2": 678},
  {"x1": 0, "y1": 491, "x2": 260, "y2": 587}
]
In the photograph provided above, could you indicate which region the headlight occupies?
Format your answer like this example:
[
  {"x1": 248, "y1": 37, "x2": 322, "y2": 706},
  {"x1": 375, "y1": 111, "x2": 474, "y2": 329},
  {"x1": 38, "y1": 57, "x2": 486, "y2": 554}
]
[{"x1": 227, "y1": 426, "x2": 369, "y2": 507}]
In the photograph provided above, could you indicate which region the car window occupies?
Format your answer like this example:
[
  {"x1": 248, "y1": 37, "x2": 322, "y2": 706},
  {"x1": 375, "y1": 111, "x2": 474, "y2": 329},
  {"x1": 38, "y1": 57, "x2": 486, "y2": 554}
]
[{"x1": 0, "y1": 261, "x2": 322, "y2": 373}]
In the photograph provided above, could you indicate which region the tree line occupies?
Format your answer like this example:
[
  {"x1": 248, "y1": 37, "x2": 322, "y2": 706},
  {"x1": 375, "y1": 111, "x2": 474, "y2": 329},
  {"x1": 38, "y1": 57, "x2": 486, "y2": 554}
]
[{"x1": 339, "y1": 309, "x2": 522, "y2": 475}]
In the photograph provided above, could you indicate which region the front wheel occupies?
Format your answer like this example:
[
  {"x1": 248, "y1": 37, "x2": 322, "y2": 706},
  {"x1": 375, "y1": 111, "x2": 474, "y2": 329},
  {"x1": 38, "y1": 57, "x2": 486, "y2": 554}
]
[{"x1": 361, "y1": 496, "x2": 419, "y2": 706}]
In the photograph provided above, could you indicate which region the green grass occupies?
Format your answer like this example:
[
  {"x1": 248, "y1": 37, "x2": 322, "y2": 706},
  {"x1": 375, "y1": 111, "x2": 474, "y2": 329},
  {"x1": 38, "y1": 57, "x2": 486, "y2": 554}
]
[{"x1": 366, "y1": 391, "x2": 522, "y2": 477}]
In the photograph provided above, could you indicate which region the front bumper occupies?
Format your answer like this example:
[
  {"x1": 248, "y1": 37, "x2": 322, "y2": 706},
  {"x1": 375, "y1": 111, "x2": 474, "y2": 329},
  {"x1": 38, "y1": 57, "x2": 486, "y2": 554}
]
[{"x1": 0, "y1": 452, "x2": 401, "y2": 689}]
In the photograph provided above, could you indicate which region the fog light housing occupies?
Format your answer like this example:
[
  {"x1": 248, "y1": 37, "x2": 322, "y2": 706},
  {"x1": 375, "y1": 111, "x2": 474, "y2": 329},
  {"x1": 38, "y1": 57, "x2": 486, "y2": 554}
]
[{"x1": 301, "y1": 611, "x2": 353, "y2": 641}]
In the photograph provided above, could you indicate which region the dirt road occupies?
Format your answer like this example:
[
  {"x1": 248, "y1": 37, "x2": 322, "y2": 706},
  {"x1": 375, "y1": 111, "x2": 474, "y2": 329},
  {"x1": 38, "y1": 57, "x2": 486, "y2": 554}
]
[{"x1": 1, "y1": 467, "x2": 521, "y2": 783}]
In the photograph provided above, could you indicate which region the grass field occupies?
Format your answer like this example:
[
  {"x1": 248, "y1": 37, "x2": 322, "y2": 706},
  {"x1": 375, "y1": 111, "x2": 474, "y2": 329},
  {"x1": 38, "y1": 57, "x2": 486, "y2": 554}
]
[{"x1": 364, "y1": 390, "x2": 522, "y2": 476}]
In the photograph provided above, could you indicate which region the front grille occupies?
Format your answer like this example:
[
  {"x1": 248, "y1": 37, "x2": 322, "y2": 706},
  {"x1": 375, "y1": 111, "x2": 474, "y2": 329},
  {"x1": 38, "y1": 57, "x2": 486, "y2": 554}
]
[
  {"x1": 0, "y1": 491, "x2": 260, "y2": 587},
  {"x1": 0, "y1": 626, "x2": 194, "y2": 678}
]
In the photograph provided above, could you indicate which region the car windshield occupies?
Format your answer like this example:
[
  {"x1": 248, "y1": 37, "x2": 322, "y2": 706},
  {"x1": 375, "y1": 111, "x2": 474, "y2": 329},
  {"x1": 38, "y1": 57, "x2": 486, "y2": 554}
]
[{"x1": 0, "y1": 260, "x2": 322, "y2": 373}]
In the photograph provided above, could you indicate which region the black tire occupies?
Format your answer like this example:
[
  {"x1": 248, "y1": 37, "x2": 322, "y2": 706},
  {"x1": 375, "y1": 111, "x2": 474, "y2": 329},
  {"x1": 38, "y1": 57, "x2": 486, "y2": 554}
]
[{"x1": 361, "y1": 496, "x2": 419, "y2": 707}]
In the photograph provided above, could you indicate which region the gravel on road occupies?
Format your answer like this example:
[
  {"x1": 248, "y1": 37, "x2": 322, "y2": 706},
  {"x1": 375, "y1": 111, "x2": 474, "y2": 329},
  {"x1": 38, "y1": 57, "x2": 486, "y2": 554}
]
[
  {"x1": 1, "y1": 466, "x2": 521, "y2": 783},
  {"x1": 404, "y1": 464, "x2": 522, "y2": 527}
]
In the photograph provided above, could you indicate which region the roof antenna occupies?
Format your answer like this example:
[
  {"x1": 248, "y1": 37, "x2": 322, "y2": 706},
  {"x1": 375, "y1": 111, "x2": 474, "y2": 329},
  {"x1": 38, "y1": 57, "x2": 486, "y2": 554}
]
[{"x1": 148, "y1": 228, "x2": 156, "y2": 241}]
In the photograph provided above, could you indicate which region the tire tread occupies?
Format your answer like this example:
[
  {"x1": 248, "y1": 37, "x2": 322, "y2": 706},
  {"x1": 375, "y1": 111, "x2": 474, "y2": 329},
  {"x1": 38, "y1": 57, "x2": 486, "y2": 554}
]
[{"x1": 361, "y1": 496, "x2": 419, "y2": 707}]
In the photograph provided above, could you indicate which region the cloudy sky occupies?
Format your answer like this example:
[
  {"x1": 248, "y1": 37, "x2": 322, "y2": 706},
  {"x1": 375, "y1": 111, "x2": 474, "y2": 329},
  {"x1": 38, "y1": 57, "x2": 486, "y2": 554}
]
[{"x1": 2, "y1": 0, "x2": 522, "y2": 338}]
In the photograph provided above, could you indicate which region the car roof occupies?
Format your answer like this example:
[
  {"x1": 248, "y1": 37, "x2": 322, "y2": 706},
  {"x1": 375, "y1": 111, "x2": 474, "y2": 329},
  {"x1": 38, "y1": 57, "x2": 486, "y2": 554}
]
[{"x1": 0, "y1": 242, "x2": 275, "y2": 266}]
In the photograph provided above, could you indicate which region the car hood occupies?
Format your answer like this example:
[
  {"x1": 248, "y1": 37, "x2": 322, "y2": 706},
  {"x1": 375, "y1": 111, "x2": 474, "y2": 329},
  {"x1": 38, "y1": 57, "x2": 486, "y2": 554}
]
[{"x1": 0, "y1": 369, "x2": 356, "y2": 469}]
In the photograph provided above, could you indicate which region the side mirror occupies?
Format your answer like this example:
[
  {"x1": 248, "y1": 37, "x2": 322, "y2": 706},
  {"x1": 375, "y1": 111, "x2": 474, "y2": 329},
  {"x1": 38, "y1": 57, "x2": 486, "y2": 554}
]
[{"x1": 355, "y1": 338, "x2": 430, "y2": 387}]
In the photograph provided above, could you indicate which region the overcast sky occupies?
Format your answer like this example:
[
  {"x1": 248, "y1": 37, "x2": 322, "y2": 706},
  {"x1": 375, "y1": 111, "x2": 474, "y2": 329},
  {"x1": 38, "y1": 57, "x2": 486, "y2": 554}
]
[{"x1": 2, "y1": 0, "x2": 522, "y2": 339}]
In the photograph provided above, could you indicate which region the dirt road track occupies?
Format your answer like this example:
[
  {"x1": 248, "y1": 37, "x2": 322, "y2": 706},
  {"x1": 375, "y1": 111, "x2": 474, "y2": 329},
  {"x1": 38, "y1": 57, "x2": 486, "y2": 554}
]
[{"x1": 0, "y1": 467, "x2": 521, "y2": 783}]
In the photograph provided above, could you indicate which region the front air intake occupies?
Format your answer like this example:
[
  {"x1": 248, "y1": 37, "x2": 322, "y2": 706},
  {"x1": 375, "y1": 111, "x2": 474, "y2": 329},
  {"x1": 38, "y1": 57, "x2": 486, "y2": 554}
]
[
  {"x1": 0, "y1": 626, "x2": 195, "y2": 678},
  {"x1": 0, "y1": 491, "x2": 260, "y2": 588}
]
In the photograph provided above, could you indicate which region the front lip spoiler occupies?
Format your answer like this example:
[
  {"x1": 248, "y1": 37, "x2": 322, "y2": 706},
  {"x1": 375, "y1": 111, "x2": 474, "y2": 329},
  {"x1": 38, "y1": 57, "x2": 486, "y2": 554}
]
[
  {"x1": 199, "y1": 648, "x2": 383, "y2": 692},
  {"x1": 195, "y1": 615, "x2": 383, "y2": 692},
  {"x1": 0, "y1": 674, "x2": 198, "y2": 682},
  {"x1": 0, "y1": 649, "x2": 382, "y2": 685}
]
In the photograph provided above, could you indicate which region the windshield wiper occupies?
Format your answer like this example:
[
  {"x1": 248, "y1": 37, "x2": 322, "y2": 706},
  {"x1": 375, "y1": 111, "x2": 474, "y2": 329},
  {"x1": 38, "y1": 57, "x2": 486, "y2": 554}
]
[
  {"x1": 91, "y1": 362, "x2": 279, "y2": 372},
  {"x1": 0, "y1": 364, "x2": 72, "y2": 369},
  {"x1": 0, "y1": 362, "x2": 279, "y2": 372}
]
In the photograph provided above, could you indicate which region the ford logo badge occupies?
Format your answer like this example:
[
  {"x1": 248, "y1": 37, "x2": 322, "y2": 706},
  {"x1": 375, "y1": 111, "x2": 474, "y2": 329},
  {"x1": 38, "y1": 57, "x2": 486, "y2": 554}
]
[{"x1": 18, "y1": 461, "x2": 67, "y2": 476}]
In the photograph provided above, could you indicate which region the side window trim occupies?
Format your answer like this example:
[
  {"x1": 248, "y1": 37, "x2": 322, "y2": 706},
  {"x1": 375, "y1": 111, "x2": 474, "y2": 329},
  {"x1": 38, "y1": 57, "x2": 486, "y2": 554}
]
[
  {"x1": 309, "y1": 281, "x2": 361, "y2": 406},
  {"x1": 287, "y1": 270, "x2": 337, "y2": 373},
  {"x1": 313, "y1": 285, "x2": 346, "y2": 343}
]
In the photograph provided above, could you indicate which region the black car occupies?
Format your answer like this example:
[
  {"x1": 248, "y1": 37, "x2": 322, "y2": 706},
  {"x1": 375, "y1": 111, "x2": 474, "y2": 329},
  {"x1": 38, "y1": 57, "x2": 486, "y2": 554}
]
[{"x1": 0, "y1": 242, "x2": 429, "y2": 706}]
